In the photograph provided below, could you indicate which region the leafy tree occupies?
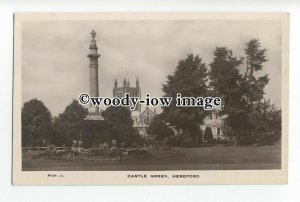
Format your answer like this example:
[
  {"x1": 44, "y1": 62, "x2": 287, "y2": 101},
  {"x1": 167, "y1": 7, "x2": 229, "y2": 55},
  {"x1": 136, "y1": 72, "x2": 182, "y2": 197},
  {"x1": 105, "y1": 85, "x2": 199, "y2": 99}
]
[
  {"x1": 102, "y1": 106, "x2": 140, "y2": 147},
  {"x1": 269, "y1": 109, "x2": 281, "y2": 135},
  {"x1": 52, "y1": 100, "x2": 88, "y2": 146},
  {"x1": 209, "y1": 39, "x2": 270, "y2": 144},
  {"x1": 239, "y1": 39, "x2": 269, "y2": 139},
  {"x1": 221, "y1": 119, "x2": 233, "y2": 138},
  {"x1": 209, "y1": 46, "x2": 247, "y2": 143},
  {"x1": 209, "y1": 47, "x2": 243, "y2": 109},
  {"x1": 244, "y1": 39, "x2": 268, "y2": 79},
  {"x1": 203, "y1": 127, "x2": 213, "y2": 142},
  {"x1": 249, "y1": 99, "x2": 281, "y2": 143},
  {"x1": 240, "y1": 39, "x2": 269, "y2": 112},
  {"x1": 147, "y1": 114, "x2": 174, "y2": 141},
  {"x1": 204, "y1": 127, "x2": 214, "y2": 142},
  {"x1": 22, "y1": 99, "x2": 52, "y2": 148},
  {"x1": 162, "y1": 54, "x2": 208, "y2": 144}
]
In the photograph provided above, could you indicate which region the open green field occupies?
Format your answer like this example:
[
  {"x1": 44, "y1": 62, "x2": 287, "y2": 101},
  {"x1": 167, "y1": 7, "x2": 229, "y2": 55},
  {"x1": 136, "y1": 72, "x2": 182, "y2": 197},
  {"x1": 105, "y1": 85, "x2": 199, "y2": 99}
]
[{"x1": 22, "y1": 143, "x2": 281, "y2": 171}]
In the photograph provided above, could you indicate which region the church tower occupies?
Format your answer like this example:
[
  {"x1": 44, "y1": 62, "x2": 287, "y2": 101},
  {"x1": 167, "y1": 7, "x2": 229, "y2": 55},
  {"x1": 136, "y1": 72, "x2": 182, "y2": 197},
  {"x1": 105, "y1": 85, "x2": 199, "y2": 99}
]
[{"x1": 112, "y1": 77, "x2": 141, "y2": 112}]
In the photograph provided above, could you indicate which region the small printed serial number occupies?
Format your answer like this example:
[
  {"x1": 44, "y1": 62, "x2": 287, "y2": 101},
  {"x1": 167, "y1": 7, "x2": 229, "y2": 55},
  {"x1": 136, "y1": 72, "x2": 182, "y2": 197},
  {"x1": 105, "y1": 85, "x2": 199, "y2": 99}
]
[{"x1": 47, "y1": 174, "x2": 64, "y2": 178}]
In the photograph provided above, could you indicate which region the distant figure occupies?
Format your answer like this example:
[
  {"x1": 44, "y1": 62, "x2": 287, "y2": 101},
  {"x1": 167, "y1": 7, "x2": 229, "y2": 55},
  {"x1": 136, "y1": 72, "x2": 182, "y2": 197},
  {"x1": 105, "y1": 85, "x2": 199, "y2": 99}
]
[
  {"x1": 111, "y1": 140, "x2": 117, "y2": 148},
  {"x1": 163, "y1": 137, "x2": 172, "y2": 150},
  {"x1": 71, "y1": 140, "x2": 77, "y2": 157},
  {"x1": 42, "y1": 139, "x2": 46, "y2": 147},
  {"x1": 28, "y1": 149, "x2": 32, "y2": 160},
  {"x1": 103, "y1": 142, "x2": 108, "y2": 149},
  {"x1": 78, "y1": 141, "x2": 83, "y2": 153},
  {"x1": 48, "y1": 144, "x2": 55, "y2": 159},
  {"x1": 156, "y1": 141, "x2": 160, "y2": 150},
  {"x1": 78, "y1": 141, "x2": 82, "y2": 147}
]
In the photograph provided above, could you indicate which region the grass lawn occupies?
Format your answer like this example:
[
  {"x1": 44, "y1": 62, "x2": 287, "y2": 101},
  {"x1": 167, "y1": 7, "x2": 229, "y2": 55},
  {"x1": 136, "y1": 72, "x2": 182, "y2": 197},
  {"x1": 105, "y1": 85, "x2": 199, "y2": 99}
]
[{"x1": 22, "y1": 142, "x2": 281, "y2": 171}]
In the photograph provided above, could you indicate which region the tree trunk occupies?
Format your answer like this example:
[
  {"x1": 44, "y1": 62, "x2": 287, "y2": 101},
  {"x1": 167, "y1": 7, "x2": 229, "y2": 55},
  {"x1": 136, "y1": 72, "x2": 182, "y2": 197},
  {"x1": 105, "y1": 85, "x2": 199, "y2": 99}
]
[
  {"x1": 33, "y1": 138, "x2": 36, "y2": 149},
  {"x1": 234, "y1": 129, "x2": 240, "y2": 146}
]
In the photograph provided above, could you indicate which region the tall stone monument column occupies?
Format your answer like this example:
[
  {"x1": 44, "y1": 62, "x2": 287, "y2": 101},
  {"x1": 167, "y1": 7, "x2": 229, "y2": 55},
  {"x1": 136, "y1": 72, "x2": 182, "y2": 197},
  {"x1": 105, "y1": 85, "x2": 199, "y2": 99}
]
[
  {"x1": 82, "y1": 30, "x2": 105, "y2": 148},
  {"x1": 85, "y1": 30, "x2": 103, "y2": 120}
]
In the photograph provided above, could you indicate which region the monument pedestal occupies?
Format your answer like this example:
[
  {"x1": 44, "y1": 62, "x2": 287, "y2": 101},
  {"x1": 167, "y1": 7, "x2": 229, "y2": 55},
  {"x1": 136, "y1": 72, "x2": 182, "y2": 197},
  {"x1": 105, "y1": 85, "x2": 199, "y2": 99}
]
[
  {"x1": 82, "y1": 115, "x2": 106, "y2": 148},
  {"x1": 84, "y1": 113, "x2": 104, "y2": 121},
  {"x1": 81, "y1": 30, "x2": 107, "y2": 148}
]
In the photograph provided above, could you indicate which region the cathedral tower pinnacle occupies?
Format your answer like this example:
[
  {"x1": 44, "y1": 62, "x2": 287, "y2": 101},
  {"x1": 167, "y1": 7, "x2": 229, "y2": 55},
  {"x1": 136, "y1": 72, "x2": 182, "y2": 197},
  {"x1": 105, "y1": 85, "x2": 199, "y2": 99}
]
[
  {"x1": 123, "y1": 78, "x2": 126, "y2": 87},
  {"x1": 114, "y1": 78, "x2": 118, "y2": 88},
  {"x1": 127, "y1": 79, "x2": 130, "y2": 87}
]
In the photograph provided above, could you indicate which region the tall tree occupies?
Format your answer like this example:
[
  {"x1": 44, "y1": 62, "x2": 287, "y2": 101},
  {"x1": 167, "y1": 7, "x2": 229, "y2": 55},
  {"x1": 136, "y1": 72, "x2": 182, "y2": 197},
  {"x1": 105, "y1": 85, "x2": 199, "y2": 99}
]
[
  {"x1": 22, "y1": 99, "x2": 52, "y2": 148},
  {"x1": 209, "y1": 46, "x2": 247, "y2": 143},
  {"x1": 209, "y1": 39, "x2": 270, "y2": 144},
  {"x1": 52, "y1": 100, "x2": 88, "y2": 146},
  {"x1": 209, "y1": 47, "x2": 243, "y2": 111},
  {"x1": 102, "y1": 106, "x2": 140, "y2": 147},
  {"x1": 241, "y1": 39, "x2": 269, "y2": 137},
  {"x1": 162, "y1": 54, "x2": 207, "y2": 144},
  {"x1": 244, "y1": 39, "x2": 268, "y2": 80},
  {"x1": 241, "y1": 39, "x2": 269, "y2": 108}
]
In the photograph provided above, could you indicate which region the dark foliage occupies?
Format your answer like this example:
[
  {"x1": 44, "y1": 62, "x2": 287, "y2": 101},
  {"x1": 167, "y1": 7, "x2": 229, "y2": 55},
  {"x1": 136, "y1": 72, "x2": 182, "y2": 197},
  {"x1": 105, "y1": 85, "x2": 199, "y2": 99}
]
[
  {"x1": 22, "y1": 99, "x2": 52, "y2": 147},
  {"x1": 52, "y1": 100, "x2": 88, "y2": 146},
  {"x1": 101, "y1": 106, "x2": 140, "y2": 147},
  {"x1": 161, "y1": 54, "x2": 208, "y2": 144},
  {"x1": 204, "y1": 127, "x2": 213, "y2": 142},
  {"x1": 147, "y1": 114, "x2": 174, "y2": 141}
]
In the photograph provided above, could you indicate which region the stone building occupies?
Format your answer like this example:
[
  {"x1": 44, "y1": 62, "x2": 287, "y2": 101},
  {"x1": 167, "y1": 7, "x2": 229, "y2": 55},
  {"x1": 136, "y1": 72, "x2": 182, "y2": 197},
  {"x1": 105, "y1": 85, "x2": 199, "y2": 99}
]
[
  {"x1": 112, "y1": 78, "x2": 156, "y2": 137},
  {"x1": 112, "y1": 78, "x2": 225, "y2": 140},
  {"x1": 200, "y1": 108, "x2": 226, "y2": 140},
  {"x1": 132, "y1": 107, "x2": 156, "y2": 138}
]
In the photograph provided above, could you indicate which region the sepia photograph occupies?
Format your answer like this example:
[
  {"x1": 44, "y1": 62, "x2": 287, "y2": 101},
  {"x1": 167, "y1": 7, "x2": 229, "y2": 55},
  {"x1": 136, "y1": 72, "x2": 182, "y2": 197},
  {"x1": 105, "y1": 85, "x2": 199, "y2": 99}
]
[{"x1": 13, "y1": 13, "x2": 289, "y2": 185}]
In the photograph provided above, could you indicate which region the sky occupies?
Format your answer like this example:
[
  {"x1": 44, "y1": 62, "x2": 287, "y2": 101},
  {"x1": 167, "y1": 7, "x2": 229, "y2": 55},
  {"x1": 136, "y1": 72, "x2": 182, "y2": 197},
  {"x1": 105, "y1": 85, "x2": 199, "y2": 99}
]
[{"x1": 22, "y1": 20, "x2": 282, "y2": 116}]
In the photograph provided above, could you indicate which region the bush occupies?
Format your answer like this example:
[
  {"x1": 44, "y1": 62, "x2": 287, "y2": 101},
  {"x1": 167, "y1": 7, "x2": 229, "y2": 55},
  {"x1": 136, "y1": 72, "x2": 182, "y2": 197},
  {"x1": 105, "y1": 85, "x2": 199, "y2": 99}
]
[
  {"x1": 172, "y1": 135, "x2": 184, "y2": 147},
  {"x1": 255, "y1": 132, "x2": 281, "y2": 145},
  {"x1": 87, "y1": 147, "x2": 121, "y2": 157},
  {"x1": 204, "y1": 127, "x2": 213, "y2": 142},
  {"x1": 88, "y1": 148, "x2": 108, "y2": 156},
  {"x1": 180, "y1": 132, "x2": 195, "y2": 147},
  {"x1": 237, "y1": 135, "x2": 254, "y2": 146}
]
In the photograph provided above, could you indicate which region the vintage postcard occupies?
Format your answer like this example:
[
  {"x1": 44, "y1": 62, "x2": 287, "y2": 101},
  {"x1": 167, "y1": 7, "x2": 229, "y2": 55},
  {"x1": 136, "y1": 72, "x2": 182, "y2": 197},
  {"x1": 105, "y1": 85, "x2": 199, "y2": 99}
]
[{"x1": 13, "y1": 13, "x2": 289, "y2": 185}]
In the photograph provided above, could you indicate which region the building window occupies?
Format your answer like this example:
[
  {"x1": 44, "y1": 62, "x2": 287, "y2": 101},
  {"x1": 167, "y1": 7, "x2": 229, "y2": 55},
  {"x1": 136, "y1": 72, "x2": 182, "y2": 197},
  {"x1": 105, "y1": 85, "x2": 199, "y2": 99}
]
[
  {"x1": 144, "y1": 116, "x2": 150, "y2": 125},
  {"x1": 217, "y1": 128, "x2": 220, "y2": 135}
]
